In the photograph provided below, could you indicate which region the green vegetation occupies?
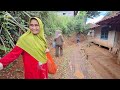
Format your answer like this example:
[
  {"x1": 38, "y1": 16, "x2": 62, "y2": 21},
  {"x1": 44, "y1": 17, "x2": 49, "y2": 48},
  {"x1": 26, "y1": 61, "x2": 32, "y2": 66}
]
[{"x1": 0, "y1": 11, "x2": 100, "y2": 56}]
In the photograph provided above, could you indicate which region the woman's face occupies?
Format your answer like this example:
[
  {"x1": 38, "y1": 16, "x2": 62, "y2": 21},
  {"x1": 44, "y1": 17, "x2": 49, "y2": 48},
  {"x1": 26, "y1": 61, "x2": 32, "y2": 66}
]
[{"x1": 29, "y1": 19, "x2": 40, "y2": 35}]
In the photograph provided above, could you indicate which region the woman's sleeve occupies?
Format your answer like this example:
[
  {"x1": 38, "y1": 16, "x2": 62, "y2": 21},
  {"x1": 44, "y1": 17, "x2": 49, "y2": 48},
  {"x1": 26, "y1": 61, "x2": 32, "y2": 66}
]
[{"x1": 0, "y1": 46, "x2": 23, "y2": 68}]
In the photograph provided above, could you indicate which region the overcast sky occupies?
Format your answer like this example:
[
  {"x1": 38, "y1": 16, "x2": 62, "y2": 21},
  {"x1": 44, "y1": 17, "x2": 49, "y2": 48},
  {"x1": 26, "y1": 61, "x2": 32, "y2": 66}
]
[{"x1": 86, "y1": 11, "x2": 108, "y2": 24}]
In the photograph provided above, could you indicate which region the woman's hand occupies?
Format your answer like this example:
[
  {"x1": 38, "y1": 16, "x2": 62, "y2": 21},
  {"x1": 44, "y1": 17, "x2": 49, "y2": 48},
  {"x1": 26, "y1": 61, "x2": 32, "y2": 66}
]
[
  {"x1": 45, "y1": 48, "x2": 49, "y2": 53},
  {"x1": 0, "y1": 63, "x2": 3, "y2": 70}
]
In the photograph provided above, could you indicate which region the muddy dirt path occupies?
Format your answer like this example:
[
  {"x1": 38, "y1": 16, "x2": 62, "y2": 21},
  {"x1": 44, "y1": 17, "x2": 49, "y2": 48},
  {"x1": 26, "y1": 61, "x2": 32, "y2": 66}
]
[
  {"x1": 1, "y1": 39, "x2": 120, "y2": 79},
  {"x1": 49, "y1": 42, "x2": 120, "y2": 79},
  {"x1": 86, "y1": 44, "x2": 120, "y2": 79}
]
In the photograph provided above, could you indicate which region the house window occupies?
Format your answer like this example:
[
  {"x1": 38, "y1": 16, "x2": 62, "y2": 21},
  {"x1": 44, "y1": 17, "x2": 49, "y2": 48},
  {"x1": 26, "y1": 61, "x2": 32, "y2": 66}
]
[
  {"x1": 101, "y1": 26, "x2": 109, "y2": 40},
  {"x1": 63, "y1": 13, "x2": 66, "y2": 15}
]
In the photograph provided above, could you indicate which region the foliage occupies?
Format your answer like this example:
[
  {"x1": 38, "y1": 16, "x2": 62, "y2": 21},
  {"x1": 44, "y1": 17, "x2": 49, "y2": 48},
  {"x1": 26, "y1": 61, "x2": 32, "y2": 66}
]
[
  {"x1": 73, "y1": 11, "x2": 87, "y2": 32},
  {"x1": 0, "y1": 11, "x2": 99, "y2": 57},
  {"x1": 86, "y1": 11, "x2": 101, "y2": 19},
  {"x1": 0, "y1": 11, "x2": 29, "y2": 55},
  {"x1": 44, "y1": 12, "x2": 74, "y2": 36}
]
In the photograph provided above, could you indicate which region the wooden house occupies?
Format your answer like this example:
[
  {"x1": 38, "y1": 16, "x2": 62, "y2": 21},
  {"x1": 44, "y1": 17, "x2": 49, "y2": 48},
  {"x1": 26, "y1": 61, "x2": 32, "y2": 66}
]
[
  {"x1": 88, "y1": 11, "x2": 120, "y2": 64},
  {"x1": 89, "y1": 12, "x2": 120, "y2": 51},
  {"x1": 57, "y1": 11, "x2": 75, "y2": 16}
]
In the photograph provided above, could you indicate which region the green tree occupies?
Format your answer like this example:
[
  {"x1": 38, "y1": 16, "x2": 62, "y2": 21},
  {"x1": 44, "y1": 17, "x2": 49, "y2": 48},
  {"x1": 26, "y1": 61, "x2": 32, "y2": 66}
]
[{"x1": 86, "y1": 11, "x2": 100, "y2": 19}]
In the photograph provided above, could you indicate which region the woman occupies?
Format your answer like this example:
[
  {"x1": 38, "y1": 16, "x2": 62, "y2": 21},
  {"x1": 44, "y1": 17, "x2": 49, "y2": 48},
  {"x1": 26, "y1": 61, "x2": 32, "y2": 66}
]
[
  {"x1": 0, "y1": 17, "x2": 49, "y2": 79},
  {"x1": 54, "y1": 30, "x2": 64, "y2": 57}
]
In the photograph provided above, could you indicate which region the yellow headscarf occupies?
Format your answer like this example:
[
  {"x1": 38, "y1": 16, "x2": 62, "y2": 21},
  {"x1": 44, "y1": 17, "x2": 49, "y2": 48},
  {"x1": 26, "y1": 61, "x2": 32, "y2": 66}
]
[{"x1": 16, "y1": 17, "x2": 48, "y2": 64}]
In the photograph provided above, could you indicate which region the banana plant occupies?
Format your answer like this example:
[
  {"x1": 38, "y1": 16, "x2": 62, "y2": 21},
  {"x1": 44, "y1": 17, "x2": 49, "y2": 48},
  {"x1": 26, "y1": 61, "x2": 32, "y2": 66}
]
[
  {"x1": 0, "y1": 11, "x2": 30, "y2": 55},
  {"x1": 4, "y1": 11, "x2": 28, "y2": 32}
]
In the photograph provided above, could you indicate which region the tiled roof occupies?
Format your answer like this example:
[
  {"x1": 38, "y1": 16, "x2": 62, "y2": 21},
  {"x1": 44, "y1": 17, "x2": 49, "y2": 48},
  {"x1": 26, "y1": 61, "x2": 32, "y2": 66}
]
[
  {"x1": 96, "y1": 11, "x2": 120, "y2": 24},
  {"x1": 87, "y1": 23, "x2": 100, "y2": 30}
]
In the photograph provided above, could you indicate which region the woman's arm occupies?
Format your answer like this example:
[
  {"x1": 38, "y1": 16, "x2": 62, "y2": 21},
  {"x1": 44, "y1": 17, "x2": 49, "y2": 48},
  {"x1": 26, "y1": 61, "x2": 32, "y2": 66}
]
[{"x1": 0, "y1": 46, "x2": 23, "y2": 70}]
